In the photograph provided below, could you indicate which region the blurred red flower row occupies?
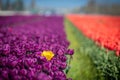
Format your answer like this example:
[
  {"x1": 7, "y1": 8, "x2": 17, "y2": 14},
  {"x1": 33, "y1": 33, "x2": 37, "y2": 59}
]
[{"x1": 67, "y1": 14, "x2": 120, "y2": 56}]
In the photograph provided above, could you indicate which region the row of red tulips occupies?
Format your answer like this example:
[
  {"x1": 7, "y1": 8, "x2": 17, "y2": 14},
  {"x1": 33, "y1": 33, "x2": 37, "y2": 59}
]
[{"x1": 67, "y1": 14, "x2": 120, "y2": 56}]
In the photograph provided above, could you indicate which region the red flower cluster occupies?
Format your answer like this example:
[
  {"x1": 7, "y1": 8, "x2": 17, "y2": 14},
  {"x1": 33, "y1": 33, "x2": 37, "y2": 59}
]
[{"x1": 67, "y1": 14, "x2": 120, "y2": 56}]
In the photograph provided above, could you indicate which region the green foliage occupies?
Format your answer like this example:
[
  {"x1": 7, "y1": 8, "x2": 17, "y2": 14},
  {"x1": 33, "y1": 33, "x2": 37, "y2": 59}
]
[{"x1": 64, "y1": 19, "x2": 120, "y2": 80}]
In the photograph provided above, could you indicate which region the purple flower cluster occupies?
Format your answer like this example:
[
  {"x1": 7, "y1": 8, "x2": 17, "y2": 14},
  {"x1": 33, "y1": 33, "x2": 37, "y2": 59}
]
[{"x1": 0, "y1": 16, "x2": 74, "y2": 80}]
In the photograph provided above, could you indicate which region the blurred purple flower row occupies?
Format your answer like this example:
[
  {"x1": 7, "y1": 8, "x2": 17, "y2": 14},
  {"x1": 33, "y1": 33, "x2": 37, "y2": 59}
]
[{"x1": 0, "y1": 16, "x2": 74, "y2": 80}]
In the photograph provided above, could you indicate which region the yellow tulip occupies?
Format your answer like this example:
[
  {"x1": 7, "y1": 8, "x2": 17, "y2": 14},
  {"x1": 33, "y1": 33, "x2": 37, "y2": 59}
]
[{"x1": 41, "y1": 51, "x2": 54, "y2": 61}]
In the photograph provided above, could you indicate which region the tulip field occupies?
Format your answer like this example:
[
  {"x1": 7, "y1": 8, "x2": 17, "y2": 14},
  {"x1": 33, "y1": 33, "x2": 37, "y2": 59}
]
[
  {"x1": 0, "y1": 15, "x2": 120, "y2": 80},
  {"x1": 67, "y1": 15, "x2": 120, "y2": 56},
  {"x1": 65, "y1": 15, "x2": 120, "y2": 80},
  {"x1": 0, "y1": 16, "x2": 73, "y2": 80}
]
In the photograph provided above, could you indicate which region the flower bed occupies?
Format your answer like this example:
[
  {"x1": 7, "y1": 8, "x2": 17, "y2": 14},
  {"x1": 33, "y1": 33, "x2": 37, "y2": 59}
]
[
  {"x1": 66, "y1": 15, "x2": 120, "y2": 80},
  {"x1": 65, "y1": 19, "x2": 120, "y2": 80},
  {"x1": 0, "y1": 16, "x2": 74, "y2": 80},
  {"x1": 67, "y1": 15, "x2": 120, "y2": 56}
]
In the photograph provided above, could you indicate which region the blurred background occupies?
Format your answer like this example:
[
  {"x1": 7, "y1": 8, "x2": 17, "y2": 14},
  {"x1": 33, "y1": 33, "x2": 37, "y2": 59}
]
[{"x1": 0, "y1": 0, "x2": 120, "y2": 15}]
